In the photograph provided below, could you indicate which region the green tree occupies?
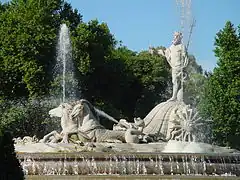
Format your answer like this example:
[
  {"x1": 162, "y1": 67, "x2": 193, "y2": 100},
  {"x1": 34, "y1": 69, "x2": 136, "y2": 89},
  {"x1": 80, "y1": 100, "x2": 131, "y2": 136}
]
[
  {"x1": 185, "y1": 55, "x2": 203, "y2": 74},
  {"x1": 109, "y1": 47, "x2": 144, "y2": 119},
  {"x1": 72, "y1": 19, "x2": 116, "y2": 76},
  {"x1": 0, "y1": 0, "x2": 82, "y2": 100},
  {"x1": 199, "y1": 21, "x2": 240, "y2": 149},
  {"x1": 0, "y1": 0, "x2": 82, "y2": 136},
  {"x1": 0, "y1": 99, "x2": 59, "y2": 138},
  {"x1": 117, "y1": 48, "x2": 171, "y2": 118},
  {"x1": 73, "y1": 23, "x2": 171, "y2": 120},
  {"x1": 72, "y1": 20, "x2": 122, "y2": 118},
  {"x1": 184, "y1": 73, "x2": 207, "y2": 106},
  {"x1": 183, "y1": 55, "x2": 205, "y2": 106}
]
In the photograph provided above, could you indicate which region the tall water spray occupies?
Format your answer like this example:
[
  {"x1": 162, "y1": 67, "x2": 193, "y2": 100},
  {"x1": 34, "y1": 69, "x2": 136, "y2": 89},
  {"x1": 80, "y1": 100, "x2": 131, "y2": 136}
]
[
  {"x1": 175, "y1": 0, "x2": 195, "y2": 97},
  {"x1": 176, "y1": 0, "x2": 193, "y2": 45},
  {"x1": 55, "y1": 24, "x2": 78, "y2": 102}
]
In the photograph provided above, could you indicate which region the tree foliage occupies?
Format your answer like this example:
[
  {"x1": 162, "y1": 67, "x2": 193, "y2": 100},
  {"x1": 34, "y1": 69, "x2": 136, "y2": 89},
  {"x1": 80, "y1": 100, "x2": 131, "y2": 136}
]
[
  {"x1": 72, "y1": 20, "x2": 124, "y2": 122},
  {"x1": 183, "y1": 55, "x2": 205, "y2": 106},
  {"x1": 122, "y1": 50, "x2": 171, "y2": 117},
  {"x1": 72, "y1": 19, "x2": 116, "y2": 75},
  {"x1": 199, "y1": 21, "x2": 240, "y2": 148},
  {"x1": 0, "y1": 0, "x2": 81, "y2": 100},
  {"x1": 0, "y1": 0, "x2": 82, "y2": 137},
  {"x1": 0, "y1": 99, "x2": 59, "y2": 138},
  {"x1": 72, "y1": 25, "x2": 171, "y2": 120}
]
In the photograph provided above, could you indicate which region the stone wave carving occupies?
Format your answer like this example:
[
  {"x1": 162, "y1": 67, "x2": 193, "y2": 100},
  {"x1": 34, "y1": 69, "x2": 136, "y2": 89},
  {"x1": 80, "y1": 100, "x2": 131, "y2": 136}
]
[{"x1": 143, "y1": 101, "x2": 182, "y2": 140}]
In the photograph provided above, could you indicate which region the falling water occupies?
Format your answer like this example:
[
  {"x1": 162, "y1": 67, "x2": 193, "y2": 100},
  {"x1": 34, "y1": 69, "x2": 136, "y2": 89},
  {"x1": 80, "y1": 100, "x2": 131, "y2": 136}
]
[
  {"x1": 19, "y1": 153, "x2": 240, "y2": 176},
  {"x1": 55, "y1": 24, "x2": 78, "y2": 102}
]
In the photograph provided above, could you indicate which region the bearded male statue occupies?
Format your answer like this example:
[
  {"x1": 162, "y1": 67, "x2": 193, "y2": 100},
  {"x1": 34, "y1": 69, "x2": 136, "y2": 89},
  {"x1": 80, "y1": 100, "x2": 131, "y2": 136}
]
[{"x1": 149, "y1": 32, "x2": 188, "y2": 101}]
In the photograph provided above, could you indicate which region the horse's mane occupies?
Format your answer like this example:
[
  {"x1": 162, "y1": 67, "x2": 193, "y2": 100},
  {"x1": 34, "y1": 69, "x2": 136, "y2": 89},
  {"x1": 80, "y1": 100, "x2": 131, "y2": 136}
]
[
  {"x1": 79, "y1": 99, "x2": 118, "y2": 124},
  {"x1": 79, "y1": 99, "x2": 100, "y2": 121}
]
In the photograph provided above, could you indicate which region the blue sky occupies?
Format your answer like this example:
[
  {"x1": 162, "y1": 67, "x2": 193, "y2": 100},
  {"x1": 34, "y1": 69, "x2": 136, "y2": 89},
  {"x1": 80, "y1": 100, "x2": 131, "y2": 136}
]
[{"x1": 67, "y1": 0, "x2": 240, "y2": 71}]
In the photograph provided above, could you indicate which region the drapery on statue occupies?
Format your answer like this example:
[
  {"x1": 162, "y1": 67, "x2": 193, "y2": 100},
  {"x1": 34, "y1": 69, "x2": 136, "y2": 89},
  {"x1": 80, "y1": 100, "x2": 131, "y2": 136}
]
[{"x1": 149, "y1": 32, "x2": 188, "y2": 101}]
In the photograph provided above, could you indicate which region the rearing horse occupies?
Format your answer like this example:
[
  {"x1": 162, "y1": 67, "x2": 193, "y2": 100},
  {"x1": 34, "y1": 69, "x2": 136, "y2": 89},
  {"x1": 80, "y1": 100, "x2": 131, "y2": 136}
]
[
  {"x1": 70, "y1": 99, "x2": 107, "y2": 141},
  {"x1": 40, "y1": 99, "x2": 115, "y2": 143},
  {"x1": 40, "y1": 102, "x2": 90, "y2": 143},
  {"x1": 70, "y1": 99, "x2": 143, "y2": 143},
  {"x1": 41, "y1": 99, "x2": 143, "y2": 143}
]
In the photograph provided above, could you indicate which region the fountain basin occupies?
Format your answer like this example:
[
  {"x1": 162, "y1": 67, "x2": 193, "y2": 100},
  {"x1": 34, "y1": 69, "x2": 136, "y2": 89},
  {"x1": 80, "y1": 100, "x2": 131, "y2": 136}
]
[
  {"x1": 18, "y1": 152, "x2": 240, "y2": 176},
  {"x1": 15, "y1": 141, "x2": 238, "y2": 154}
]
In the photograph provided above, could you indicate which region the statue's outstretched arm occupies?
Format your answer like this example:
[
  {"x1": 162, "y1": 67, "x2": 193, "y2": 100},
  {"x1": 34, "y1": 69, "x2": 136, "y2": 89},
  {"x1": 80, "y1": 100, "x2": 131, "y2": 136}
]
[
  {"x1": 149, "y1": 47, "x2": 172, "y2": 67},
  {"x1": 164, "y1": 48, "x2": 172, "y2": 67},
  {"x1": 149, "y1": 47, "x2": 165, "y2": 56},
  {"x1": 156, "y1": 49, "x2": 165, "y2": 56}
]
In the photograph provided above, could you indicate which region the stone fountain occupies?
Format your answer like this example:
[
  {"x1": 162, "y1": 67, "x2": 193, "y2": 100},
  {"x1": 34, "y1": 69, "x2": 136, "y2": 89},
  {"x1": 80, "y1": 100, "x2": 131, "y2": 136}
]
[
  {"x1": 14, "y1": 25, "x2": 240, "y2": 177},
  {"x1": 14, "y1": 0, "x2": 240, "y2": 174}
]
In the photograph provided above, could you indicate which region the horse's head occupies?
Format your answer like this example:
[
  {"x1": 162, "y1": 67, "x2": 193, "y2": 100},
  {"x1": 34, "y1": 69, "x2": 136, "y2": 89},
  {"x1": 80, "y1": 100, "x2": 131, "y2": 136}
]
[
  {"x1": 70, "y1": 101, "x2": 84, "y2": 119},
  {"x1": 49, "y1": 103, "x2": 72, "y2": 118},
  {"x1": 70, "y1": 99, "x2": 99, "y2": 119},
  {"x1": 69, "y1": 99, "x2": 102, "y2": 131}
]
